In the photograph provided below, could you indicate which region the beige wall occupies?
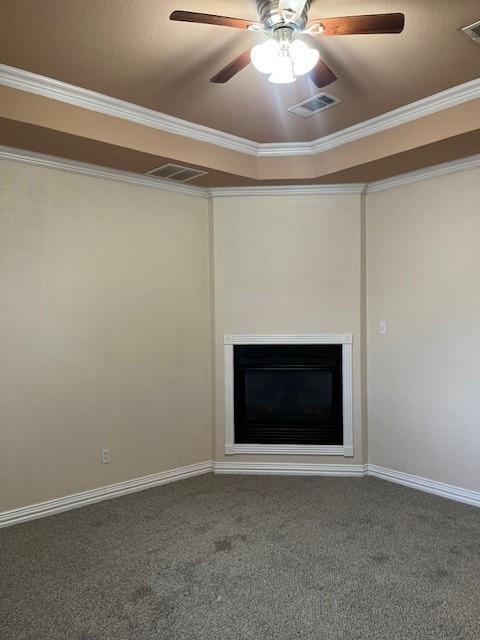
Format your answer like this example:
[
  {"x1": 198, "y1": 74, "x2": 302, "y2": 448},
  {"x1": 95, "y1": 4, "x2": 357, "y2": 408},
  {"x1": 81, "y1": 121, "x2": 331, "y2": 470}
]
[
  {"x1": 0, "y1": 160, "x2": 212, "y2": 511},
  {"x1": 367, "y1": 168, "x2": 480, "y2": 491},
  {"x1": 2, "y1": 154, "x2": 479, "y2": 514},
  {"x1": 212, "y1": 194, "x2": 365, "y2": 464}
]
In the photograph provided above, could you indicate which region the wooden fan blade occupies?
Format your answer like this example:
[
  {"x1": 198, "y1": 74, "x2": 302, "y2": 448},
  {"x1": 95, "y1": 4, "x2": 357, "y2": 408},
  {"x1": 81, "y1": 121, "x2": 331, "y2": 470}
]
[
  {"x1": 211, "y1": 50, "x2": 252, "y2": 83},
  {"x1": 308, "y1": 59, "x2": 337, "y2": 88},
  {"x1": 308, "y1": 13, "x2": 405, "y2": 36},
  {"x1": 170, "y1": 10, "x2": 258, "y2": 30}
]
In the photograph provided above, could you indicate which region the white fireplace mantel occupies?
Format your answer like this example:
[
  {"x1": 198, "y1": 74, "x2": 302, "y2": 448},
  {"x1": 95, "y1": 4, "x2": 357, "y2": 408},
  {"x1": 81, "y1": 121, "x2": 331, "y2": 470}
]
[{"x1": 224, "y1": 334, "x2": 354, "y2": 457}]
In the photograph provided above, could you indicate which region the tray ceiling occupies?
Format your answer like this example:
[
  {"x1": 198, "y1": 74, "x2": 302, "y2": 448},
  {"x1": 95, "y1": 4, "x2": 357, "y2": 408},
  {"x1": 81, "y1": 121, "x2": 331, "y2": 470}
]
[{"x1": 0, "y1": 0, "x2": 479, "y2": 143}]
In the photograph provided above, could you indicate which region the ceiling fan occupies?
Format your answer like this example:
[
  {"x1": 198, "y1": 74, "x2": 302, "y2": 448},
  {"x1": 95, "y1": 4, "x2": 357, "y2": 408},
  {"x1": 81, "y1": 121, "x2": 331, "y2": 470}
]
[{"x1": 170, "y1": 1, "x2": 405, "y2": 86}]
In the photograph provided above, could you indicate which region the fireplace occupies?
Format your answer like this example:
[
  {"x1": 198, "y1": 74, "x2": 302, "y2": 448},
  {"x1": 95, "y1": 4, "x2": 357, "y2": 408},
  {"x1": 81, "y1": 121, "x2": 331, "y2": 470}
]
[
  {"x1": 234, "y1": 344, "x2": 343, "y2": 445},
  {"x1": 224, "y1": 335, "x2": 353, "y2": 456}
]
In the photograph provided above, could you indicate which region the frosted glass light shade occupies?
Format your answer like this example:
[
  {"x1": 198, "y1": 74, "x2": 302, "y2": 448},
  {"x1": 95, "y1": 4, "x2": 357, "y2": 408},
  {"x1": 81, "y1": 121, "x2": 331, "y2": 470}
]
[
  {"x1": 251, "y1": 37, "x2": 319, "y2": 83},
  {"x1": 251, "y1": 39, "x2": 280, "y2": 74},
  {"x1": 268, "y1": 55, "x2": 296, "y2": 84},
  {"x1": 289, "y1": 39, "x2": 320, "y2": 75}
]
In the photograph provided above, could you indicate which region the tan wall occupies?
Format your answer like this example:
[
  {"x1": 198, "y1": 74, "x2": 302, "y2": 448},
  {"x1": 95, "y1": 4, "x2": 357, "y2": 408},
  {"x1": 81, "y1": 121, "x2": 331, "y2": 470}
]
[
  {"x1": 367, "y1": 168, "x2": 480, "y2": 491},
  {"x1": 212, "y1": 194, "x2": 365, "y2": 465},
  {"x1": 2, "y1": 154, "x2": 479, "y2": 514},
  {"x1": 0, "y1": 160, "x2": 212, "y2": 511}
]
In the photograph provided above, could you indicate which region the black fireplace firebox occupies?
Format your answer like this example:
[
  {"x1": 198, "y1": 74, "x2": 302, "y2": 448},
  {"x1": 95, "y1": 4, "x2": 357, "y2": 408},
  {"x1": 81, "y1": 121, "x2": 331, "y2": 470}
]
[{"x1": 233, "y1": 344, "x2": 343, "y2": 445}]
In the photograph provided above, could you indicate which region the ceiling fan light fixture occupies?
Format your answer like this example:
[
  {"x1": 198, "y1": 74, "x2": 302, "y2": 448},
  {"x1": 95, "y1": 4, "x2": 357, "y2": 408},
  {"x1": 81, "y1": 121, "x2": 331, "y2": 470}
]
[
  {"x1": 250, "y1": 39, "x2": 280, "y2": 73},
  {"x1": 171, "y1": 8, "x2": 405, "y2": 85},
  {"x1": 251, "y1": 35, "x2": 318, "y2": 83},
  {"x1": 289, "y1": 38, "x2": 319, "y2": 75},
  {"x1": 268, "y1": 54, "x2": 296, "y2": 83},
  {"x1": 307, "y1": 23, "x2": 325, "y2": 36}
]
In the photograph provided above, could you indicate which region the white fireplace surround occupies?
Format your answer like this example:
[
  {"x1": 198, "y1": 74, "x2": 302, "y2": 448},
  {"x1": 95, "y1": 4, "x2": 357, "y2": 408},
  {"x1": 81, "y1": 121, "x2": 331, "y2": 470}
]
[{"x1": 224, "y1": 334, "x2": 354, "y2": 457}]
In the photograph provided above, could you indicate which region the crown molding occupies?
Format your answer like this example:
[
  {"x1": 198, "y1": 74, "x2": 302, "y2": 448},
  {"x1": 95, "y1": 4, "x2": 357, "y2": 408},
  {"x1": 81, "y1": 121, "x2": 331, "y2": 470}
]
[
  {"x1": 210, "y1": 184, "x2": 365, "y2": 197},
  {"x1": 2, "y1": 145, "x2": 479, "y2": 200},
  {"x1": 0, "y1": 145, "x2": 365, "y2": 197},
  {"x1": 367, "y1": 153, "x2": 480, "y2": 193},
  {"x1": 1, "y1": 63, "x2": 479, "y2": 158},
  {"x1": 0, "y1": 145, "x2": 210, "y2": 199},
  {"x1": 257, "y1": 79, "x2": 480, "y2": 157},
  {"x1": 0, "y1": 64, "x2": 258, "y2": 156},
  {"x1": 2, "y1": 141, "x2": 480, "y2": 201}
]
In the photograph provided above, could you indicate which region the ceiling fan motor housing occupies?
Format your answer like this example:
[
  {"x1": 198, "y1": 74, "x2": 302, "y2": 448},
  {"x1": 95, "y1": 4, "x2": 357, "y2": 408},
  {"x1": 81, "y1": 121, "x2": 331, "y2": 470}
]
[{"x1": 256, "y1": 0, "x2": 312, "y2": 33}]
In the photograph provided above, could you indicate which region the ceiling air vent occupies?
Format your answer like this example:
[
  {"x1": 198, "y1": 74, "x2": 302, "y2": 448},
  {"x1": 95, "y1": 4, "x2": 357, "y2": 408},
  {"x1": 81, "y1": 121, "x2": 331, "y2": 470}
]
[
  {"x1": 462, "y1": 20, "x2": 480, "y2": 42},
  {"x1": 288, "y1": 92, "x2": 342, "y2": 118},
  {"x1": 146, "y1": 163, "x2": 207, "y2": 183}
]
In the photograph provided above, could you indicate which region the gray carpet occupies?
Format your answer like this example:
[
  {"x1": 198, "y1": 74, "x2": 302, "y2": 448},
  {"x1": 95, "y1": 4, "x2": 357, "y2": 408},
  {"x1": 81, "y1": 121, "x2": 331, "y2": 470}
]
[{"x1": 1, "y1": 474, "x2": 479, "y2": 639}]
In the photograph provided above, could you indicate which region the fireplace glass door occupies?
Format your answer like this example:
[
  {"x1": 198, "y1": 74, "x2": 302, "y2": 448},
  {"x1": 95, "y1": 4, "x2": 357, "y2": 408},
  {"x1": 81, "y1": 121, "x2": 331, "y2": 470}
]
[{"x1": 234, "y1": 344, "x2": 343, "y2": 445}]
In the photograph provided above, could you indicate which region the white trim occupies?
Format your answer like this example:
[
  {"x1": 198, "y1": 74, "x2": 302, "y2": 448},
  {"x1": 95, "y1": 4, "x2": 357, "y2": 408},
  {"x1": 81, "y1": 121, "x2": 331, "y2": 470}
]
[
  {"x1": 213, "y1": 462, "x2": 480, "y2": 507},
  {"x1": 210, "y1": 184, "x2": 365, "y2": 197},
  {"x1": 258, "y1": 79, "x2": 480, "y2": 156},
  {"x1": 2, "y1": 145, "x2": 480, "y2": 201},
  {"x1": 223, "y1": 334, "x2": 354, "y2": 457},
  {"x1": 0, "y1": 64, "x2": 258, "y2": 156},
  {"x1": 342, "y1": 343, "x2": 354, "y2": 457},
  {"x1": 224, "y1": 342, "x2": 235, "y2": 455},
  {"x1": 0, "y1": 146, "x2": 209, "y2": 199},
  {"x1": 1, "y1": 63, "x2": 479, "y2": 158},
  {"x1": 367, "y1": 153, "x2": 480, "y2": 193},
  {"x1": 2, "y1": 462, "x2": 477, "y2": 528},
  {"x1": 214, "y1": 462, "x2": 367, "y2": 476},
  {"x1": 368, "y1": 465, "x2": 480, "y2": 508},
  {"x1": 224, "y1": 334, "x2": 353, "y2": 345},
  {"x1": 0, "y1": 461, "x2": 212, "y2": 528},
  {"x1": 226, "y1": 445, "x2": 345, "y2": 456},
  {"x1": 0, "y1": 146, "x2": 362, "y2": 198}
]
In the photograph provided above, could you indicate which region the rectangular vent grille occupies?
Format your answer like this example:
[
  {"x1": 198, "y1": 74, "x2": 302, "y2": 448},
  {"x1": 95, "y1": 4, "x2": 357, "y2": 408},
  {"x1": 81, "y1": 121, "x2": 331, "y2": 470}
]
[
  {"x1": 462, "y1": 20, "x2": 480, "y2": 42},
  {"x1": 146, "y1": 163, "x2": 207, "y2": 183},
  {"x1": 288, "y1": 92, "x2": 342, "y2": 118}
]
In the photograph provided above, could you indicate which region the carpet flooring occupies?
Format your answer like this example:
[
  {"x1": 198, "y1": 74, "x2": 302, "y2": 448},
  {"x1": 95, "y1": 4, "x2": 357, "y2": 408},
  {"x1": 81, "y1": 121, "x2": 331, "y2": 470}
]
[{"x1": 1, "y1": 474, "x2": 479, "y2": 639}]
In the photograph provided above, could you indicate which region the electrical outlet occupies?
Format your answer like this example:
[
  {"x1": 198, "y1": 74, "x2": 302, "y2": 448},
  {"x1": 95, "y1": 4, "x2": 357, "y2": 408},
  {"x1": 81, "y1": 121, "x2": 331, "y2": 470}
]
[
  {"x1": 379, "y1": 321, "x2": 388, "y2": 335},
  {"x1": 101, "y1": 448, "x2": 111, "y2": 464}
]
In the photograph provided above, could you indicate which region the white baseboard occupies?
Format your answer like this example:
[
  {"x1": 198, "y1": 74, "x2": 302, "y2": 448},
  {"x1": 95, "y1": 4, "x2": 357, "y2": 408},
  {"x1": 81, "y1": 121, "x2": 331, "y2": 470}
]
[
  {"x1": 2, "y1": 460, "x2": 477, "y2": 528},
  {"x1": 0, "y1": 460, "x2": 212, "y2": 528},
  {"x1": 368, "y1": 464, "x2": 480, "y2": 508},
  {"x1": 213, "y1": 461, "x2": 368, "y2": 476},
  {"x1": 214, "y1": 462, "x2": 480, "y2": 507}
]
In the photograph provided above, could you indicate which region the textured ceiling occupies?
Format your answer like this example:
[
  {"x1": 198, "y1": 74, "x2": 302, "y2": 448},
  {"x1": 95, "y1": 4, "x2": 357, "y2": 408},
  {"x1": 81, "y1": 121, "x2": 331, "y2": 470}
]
[{"x1": 0, "y1": 0, "x2": 479, "y2": 143}]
